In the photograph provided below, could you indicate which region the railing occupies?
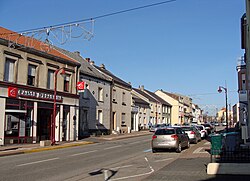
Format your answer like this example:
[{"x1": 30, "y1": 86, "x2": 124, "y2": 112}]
[{"x1": 210, "y1": 147, "x2": 250, "y2": 163}]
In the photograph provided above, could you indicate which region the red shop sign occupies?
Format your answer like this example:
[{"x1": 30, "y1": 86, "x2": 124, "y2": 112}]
[
  {"x1": 77, "y1": 81, "x2": 85, "y2": 90},
  {"x1": 8, "y1": 87, "x2": 18, "y2": 98}
]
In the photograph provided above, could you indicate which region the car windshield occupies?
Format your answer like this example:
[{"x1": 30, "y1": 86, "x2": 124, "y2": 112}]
[
  {"x1": 196, "y1": 126, "x2": 203, "y2": 131},
  {"x1": 155, "y1": 129, "x2": 175, "y2": 135}
]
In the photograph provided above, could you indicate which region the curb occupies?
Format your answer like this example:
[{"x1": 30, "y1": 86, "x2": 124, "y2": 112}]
[
  {"x1": 207, "y1": 163, "x2": 250, "y2": 175},
  {"x1": 98, "y1": 132, "x2": 152, "y2": 141},
  {"x1": 0, "y1": 141, "x2": 94, "y2": 157}
]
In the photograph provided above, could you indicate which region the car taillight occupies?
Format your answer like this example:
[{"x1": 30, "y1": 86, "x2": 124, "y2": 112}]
[
  {"x1": 190, "y1": 131, "x2": 195, "y2": 134},
  {"x1": 152, "y1": 135, "x2": 157, "y2": 140},
  {"x1": 171, "y1": 134, "x2": 178, "y2": 140}
]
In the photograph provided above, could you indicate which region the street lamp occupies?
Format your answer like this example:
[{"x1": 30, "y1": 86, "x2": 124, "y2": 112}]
[
  {"x1": 218, "y1": 86, "x2": 228, "y2": 133},
  {"x1": 52, "y1": 67, "x2": 65, "y2": 145}
]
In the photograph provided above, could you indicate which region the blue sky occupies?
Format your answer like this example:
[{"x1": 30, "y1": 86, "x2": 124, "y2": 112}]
[{"x1": 0, "y1": 0, "x2": 245, "y2": 115}]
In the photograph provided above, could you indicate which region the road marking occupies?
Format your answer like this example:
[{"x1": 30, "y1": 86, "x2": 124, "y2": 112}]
[
  {"x1": 104, "y1": 145, "x2": 122, "y2": 150},
  {"x1": 110, "y1": 165, "x2": 133, "y2": 170},
  {"x1": 69, "y1": 150, "x2": 98, "y2": 157},
  {"x1": 154, "y1": 158, "x2": 174, "y2": 162},
  {"x1": 193, "y1": 147, "x2": 209, "y2": 154},
  {"x1": 17, "y1": 157, "x2": 59, "y2": 167},
  {"x1": 144, "y1": 149, "x2": 152, "y2": 152},
  {"x1": 109, "y1": 157, "x2": 154, "y2": 181},
  {"x1": 129, "y1": 139, "x2": 151, "y2": 145},
  {"x1": 204, "y1": 142, "x2": 210, "y2": 145}
]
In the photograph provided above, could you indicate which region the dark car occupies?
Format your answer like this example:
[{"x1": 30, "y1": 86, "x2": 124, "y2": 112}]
[
  {"x1": 202, "y1": 123, "x2": 215, "y2": 135},
  {"x1": 151, "y1": 127, "x2": 190, "y2": 153}
]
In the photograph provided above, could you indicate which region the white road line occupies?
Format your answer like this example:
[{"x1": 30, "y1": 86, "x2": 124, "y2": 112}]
[
  {"x1": 17, "y1": 157, "x2": 59, "y2": 167},
  {"x1": 110, "y1": 165, "x2": 133, "y2": 170},
  {"x1": 104, "y1": 145, "x2": 122, "y2": 150},
  {"x1": 154, "y1": 158, "x2": 174, "y2": 162},
  {"x1": 193, "y1": 147, "x2": 208, "y2": 154},
  {"x1": 129, "y1": 139, "x2": 151, "y2": 145},
  {"x1": 69, "y1": 150, "x2": 98, "y2": 157},
  {"x1": 204, "y1": 142, "x2": 211, "y2": 145},
  {"x1": 143, "y1": 149, "x2": 152, "y2": 152}
]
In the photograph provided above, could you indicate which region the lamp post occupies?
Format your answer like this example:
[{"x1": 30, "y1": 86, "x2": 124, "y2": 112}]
[
  {"x1": 218, "y1": 86, "x2": 228, "y2": 133},
  {"x1": 52, "y1": 67, "x2": 65, "y2": 145}
]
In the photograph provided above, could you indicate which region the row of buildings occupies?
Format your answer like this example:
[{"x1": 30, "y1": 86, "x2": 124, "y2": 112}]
[{"x1": 0, "y1": 26, "x2": 203, "y2": 145}]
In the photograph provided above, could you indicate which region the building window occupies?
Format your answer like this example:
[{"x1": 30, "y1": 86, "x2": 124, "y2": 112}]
[
  {"x1": 98, "y1": 110, "x2": 103, "y2": 124},
  {"x1": 121, "y1": 113, "x2": 126, "y2": 126},
  {"x1": 27, "y1": 64, "x2": 36, "y2": 86},
  {"x1": 64, "y1": 74, "x2": 70, "y2": 92},
  {"x1": 122, "y1": 92, "x2": 126, "y2": 105},
  {"x1": 47, "y1": 69, "x2": 54, "y2": 89},
  {"x1": 4, "y1": 58, "x2": 15, "y2": 82},
  {"x1": 98, "y1": 87, "x2": 104, "y2": 102},
  {"x1": 112, "y1": 89, "x2": 117, "y2": 102}
]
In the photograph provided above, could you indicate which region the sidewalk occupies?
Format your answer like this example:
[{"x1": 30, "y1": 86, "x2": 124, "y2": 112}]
[
  {"x1": 0, "y1": 130, "x2": 152, "y2": 157},
  {"x1": 143, "y1": 156, "x2": 250, "y2": 181}
]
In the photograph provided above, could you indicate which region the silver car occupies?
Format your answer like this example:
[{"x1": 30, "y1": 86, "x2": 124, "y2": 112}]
[
  {"x1": 151, "y1": 127, "x2": 190, "y2": 153},
  {"x1": 181, "y1": 126, "x2": 201, "y2": 144}
]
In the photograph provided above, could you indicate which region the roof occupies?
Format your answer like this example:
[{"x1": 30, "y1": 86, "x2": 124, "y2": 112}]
[
  {"x1": 143, "y1": 89, "x2": 172, "y2": 106},
  {"x1": 53, "y1": 47, "x2": 112, "y2": 82},
  {"x1": 0, "y1": 26, "x2": 79, "y2": 65},
  {"x1": 94, "y1": 65, "x2": 131, "y2": 89},
  {"x1": 132, "y1": 94, "x2": 150, "y2": 106},
  {"x1": 160, "y1": 90, "x2": 180, "y2": 101},
  {"x1": 133, "y1": 88, "x2": 158, "y2": 102}
]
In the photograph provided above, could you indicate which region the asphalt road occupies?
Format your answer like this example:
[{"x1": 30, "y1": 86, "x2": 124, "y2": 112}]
[{"x1": 0, "y1": 134, "x2": 211, "y2": 181}]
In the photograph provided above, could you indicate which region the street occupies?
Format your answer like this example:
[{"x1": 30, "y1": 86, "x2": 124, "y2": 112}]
[{"x1": 0, "y1": 134, "x2": 212, "y2": 181}]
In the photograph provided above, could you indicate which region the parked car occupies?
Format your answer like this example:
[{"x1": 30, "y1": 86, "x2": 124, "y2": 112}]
[
  {"x1": 195, "y1": 125, "x2": 207, "y2": 139},
  {"x1": 222, "y1": 121, "x2": 227, "y2": 126},
  {"x1": 149, "y1": 123, "x2": 167, "y2": 132},
  {"x1": 202, "y1": 123, "x2": 215, "y2": 135},
  {"x1": 151, "y1": 127, "x2": 190, "y2": 153},
  {"x1": 181, "y1": 126, "x2": 201, "y2": 144}
]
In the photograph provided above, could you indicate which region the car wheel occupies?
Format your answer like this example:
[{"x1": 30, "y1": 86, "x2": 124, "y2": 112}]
[
  {"x1": 186, "y1": 141, "x2": 190, "y2": 148},
  {"x1": 194, "y1": 138, "x2": 198, "y2": 144},
  {"x1": 176, "y1": 143, "x2": 182, "y2": 153}
]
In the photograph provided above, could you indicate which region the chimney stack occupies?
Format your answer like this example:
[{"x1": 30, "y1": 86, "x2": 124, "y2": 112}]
[
  {"x1": 90, "y1": 61, "x2": 95, "y2": 65},
  {"x1": 140, "y1": 85, "x2": 144, "y2": 91},
  {"x1": 85, "y1": 58, "x2": 90, "y2": 62},
  {"x1": 100, "y1": 64, "x2": 106, "y2": 69},
  {"x1": 74, "y1": 51, "x2": 80, "y2": 56}
]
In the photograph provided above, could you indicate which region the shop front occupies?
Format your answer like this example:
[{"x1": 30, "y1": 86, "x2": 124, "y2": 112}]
[{"x1": 0, "y1": 85, "x2": 79, "y2": 145}]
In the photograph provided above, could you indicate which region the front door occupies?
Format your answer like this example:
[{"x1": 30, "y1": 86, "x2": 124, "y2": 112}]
[{"x1": 37, "y1": 108, "x2": 52, "y2": 141}]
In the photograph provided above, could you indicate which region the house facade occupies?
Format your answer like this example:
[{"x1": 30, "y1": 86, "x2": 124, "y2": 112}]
[
  {"x1": 155, "y1": 89, "x2": 182, "y2": 125},
  {"x1": 0, "y1": 27, "x2": 81, "y2": 145},
  {"x1": 52, "y1": 48, "x2": 113, "y2": 137},
  {"x1": 131, "y1": 92, "x2": 150, "y2": 131},
  {"x1": 95, "y1": 64, "x2": 132, "y2": 134}
]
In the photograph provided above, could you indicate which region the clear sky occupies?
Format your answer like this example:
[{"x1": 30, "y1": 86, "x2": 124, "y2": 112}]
[{"x1": 0, "y1": 0, "x2": 245, "y2": 115}]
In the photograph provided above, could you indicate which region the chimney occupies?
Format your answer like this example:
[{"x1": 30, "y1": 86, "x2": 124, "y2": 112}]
[
  {"x1": 100, "y1": 64, "x2": 106, "y2": 69},
  {"x1": 90, "y1": 61, "x2": 95, "y2": 65},
  {"x1": 85, "y1": 58, "x2": 90, "y2": 62},
  {"x1": 74, "y1": 51, "x2": 80, "y2": 56},
  {"x1": 140, "y1": 85, "x2": 144, "y2": 91}
]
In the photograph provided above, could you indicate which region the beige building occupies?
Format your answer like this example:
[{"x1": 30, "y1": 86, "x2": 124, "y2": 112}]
[
  {"x1": 155, "y1": 89, "x2": 185, "y2": 125},
  {"x1": 0, "y1": 27, "x2": 80, "y2": 145}
]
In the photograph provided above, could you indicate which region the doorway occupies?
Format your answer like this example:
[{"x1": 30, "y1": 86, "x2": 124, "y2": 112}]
[{"x1": 37, "y1": 108, "x2": 52, "y2": 141}]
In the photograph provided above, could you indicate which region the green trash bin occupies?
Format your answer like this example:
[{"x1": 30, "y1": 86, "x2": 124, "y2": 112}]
[{"x1": 211, "y1": 134, "x2": 222, "y2": 155}]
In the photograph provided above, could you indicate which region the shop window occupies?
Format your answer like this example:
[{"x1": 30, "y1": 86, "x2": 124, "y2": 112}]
[
  {"x1": 47, "y1": 69, "x2": 54, "y2": 89},
  {"x1": 4, "y1": 58, "x2": 15, "y2": 82},
  {"x1": 64, "y1": 74, "x2": 70, "y2": 92},
  {"x1": 5, "y1": 114, "x2": 19, "y2": 137},
  {"x1": 27, "y1": 64, "x2": 36, "y2": 86}
]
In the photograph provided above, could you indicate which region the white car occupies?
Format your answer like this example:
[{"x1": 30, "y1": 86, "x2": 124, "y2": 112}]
[{"x1": 195, "y1": 125, "x2": 207, "y2": 139}]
